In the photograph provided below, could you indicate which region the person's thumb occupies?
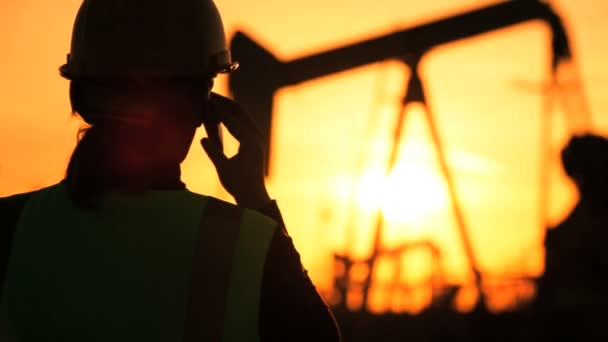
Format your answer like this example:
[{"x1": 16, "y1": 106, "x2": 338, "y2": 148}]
[{"x1": 201, "y1": 137, "x2": 226, "y2": 169}]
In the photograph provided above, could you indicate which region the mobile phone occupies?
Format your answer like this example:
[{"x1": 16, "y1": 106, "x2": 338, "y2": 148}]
[{"x1": 203, "y1": 92, "x2": 224, "y2": 150}]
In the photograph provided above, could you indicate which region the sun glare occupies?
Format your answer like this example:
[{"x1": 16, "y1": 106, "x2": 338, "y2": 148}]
[{"x1": 357, "y1": 163, "x2": 449, "y2": 224}]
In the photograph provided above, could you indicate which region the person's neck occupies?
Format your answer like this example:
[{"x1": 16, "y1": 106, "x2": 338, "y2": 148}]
[{"x1": 105, "y1": 159, "x2": 186, "y2": 192}]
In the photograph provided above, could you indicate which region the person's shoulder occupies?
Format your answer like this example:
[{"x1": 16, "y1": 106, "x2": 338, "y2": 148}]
[
  {"x1": 1, "y1": 183, "x2": 64, "y2": 203},
  {"x1": 0, "y1": 185, "x2": 55, "y2": 231},
  {"x1": 0, "y1": 190, "x2": 36, "y2": 209}
]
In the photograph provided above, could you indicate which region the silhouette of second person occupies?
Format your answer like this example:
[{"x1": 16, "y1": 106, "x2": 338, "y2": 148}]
[{"x1": 535, "y1": 133, "x2": 608, "y2": 339}]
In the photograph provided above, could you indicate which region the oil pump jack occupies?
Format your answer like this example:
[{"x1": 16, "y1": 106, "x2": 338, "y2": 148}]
[{"x1": 228, "y1": 0, "x2": 591, "y2": 312}]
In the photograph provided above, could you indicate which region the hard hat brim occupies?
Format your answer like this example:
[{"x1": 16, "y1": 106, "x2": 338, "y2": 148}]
[{"x1": 59, "y1": 61, "x2": 239, "y2": 81}]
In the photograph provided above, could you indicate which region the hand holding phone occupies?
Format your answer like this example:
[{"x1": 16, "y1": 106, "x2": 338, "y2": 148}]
[{"x1": 200, "y1": 93, "x2": 270, "y2": 208}]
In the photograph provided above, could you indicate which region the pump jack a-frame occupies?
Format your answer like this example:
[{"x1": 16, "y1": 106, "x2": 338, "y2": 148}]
[{"x1": 228, "y1": 0, "x2": 591, "y2": 311}]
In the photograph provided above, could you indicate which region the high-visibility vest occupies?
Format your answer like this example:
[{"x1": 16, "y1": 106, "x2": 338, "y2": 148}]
[{"x1": 1, "y1": 182, "x2": 278, "y2": 342}]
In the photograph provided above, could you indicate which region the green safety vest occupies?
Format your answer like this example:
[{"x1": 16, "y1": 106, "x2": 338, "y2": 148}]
[{"x1": 1, "y1": 183, "x2": 277, "y2": 342}]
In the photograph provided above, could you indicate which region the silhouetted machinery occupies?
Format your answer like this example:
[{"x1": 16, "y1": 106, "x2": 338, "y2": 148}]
[{"x1": 228, "y1": 0, "x2": 591, "y2": 312}]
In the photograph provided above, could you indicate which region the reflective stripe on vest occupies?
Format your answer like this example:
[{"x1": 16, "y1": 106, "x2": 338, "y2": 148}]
[
  {"x1": 184, "y1": 198, "x2": 277, "y2": 342},
  {"x1": 1, "y1": 183, "x2": 277, "y2": 342}
]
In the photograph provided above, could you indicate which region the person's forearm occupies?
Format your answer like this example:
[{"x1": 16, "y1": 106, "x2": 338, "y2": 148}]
[
  {"x1": 259, "y1": 230, "x2": 342, "y2": 341},
  {"x1": 257, "y1": 202, "x2": 342, "y2": 341}
]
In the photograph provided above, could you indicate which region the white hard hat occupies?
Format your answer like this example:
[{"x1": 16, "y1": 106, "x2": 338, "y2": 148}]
[{"x1": 60, "y1": 0, "x2": 238, "y2": 80}]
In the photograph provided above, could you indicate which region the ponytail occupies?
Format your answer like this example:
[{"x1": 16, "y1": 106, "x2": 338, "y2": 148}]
[{"x1": 65, "y1": 80, "x2": 109, "y2": 209}]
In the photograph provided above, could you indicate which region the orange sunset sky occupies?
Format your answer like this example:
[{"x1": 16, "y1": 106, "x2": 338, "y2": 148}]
[{"x1": 1, "y1": 0, "x2": 607, "y2": 313}]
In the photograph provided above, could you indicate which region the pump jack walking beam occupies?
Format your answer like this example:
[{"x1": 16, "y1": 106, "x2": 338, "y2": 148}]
[{"x1": 229, "y1": 0, "x2": 571, "y2": 177}]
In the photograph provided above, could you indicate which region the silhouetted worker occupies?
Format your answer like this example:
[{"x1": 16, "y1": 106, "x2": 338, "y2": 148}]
[
  {"x1": 534, "y1": 133, "x2": 608, "y2": 339},
  {"x1": 0, "y1": 1, "x2": 341, "y2": 341}
]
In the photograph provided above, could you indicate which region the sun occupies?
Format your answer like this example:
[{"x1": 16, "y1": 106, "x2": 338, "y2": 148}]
[{"x1": 356, "y1": 162, "x2": 449, "y2": 224}]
